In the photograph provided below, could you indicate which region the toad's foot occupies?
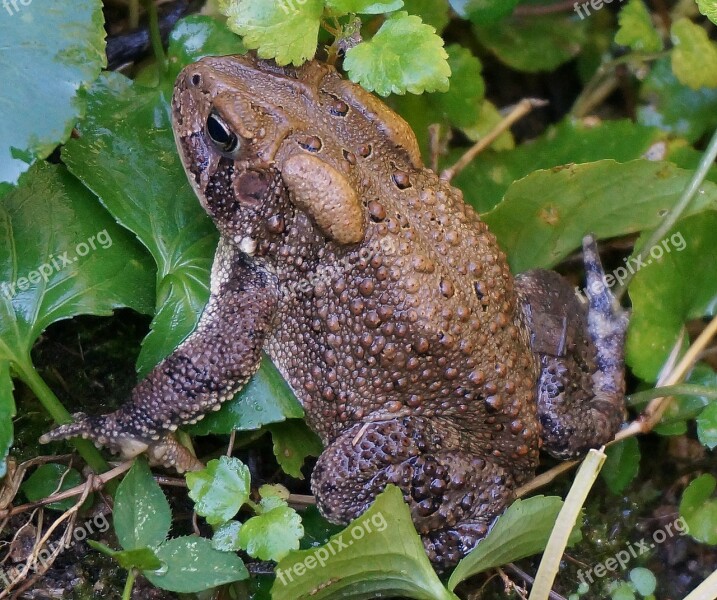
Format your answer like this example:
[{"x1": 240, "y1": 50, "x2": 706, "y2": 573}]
[
  {"x1": 40, "y1": 413, "x2": 203, "y2": 472},
  {"x1": 516, "y1": 234, "x2": 629, "y2": 459}
]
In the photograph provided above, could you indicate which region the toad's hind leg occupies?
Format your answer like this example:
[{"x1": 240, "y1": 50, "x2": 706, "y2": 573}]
[
  {"x1": 40, "y1": 240, "x2": 279, "y2": 471},
  {"x1": 311, "y1": 417, "x2": 517, "y2": 570},
  {"x1": 516, "y1": 235, "x2": 629, "y2": 460}
]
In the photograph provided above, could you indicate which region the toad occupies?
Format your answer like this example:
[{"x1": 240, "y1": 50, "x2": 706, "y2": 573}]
[{"x1": 42, "y1": 54, "x2": 628, "y2": 568}]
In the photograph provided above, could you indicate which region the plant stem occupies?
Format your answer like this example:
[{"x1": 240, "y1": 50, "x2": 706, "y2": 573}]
[
  {"x1": 615, "y1": 125, "x2": 717, "y2": 300},
  {"x1": 122, "y1": 569, "x2": 136, "y2": 600},
  {"x1": 128, "y1": 0, "x2": 140, "y2": 29},
  {"x1": 0, "y1": 461, "x2": 131, "y2": 519},
  {"x1": 570, "y1": 51, "x2": 669, "y2": 118},
  {"x1": 627, "y1": 384, "x2": 717, "y2": 406},
  {"x1": 17, "y1": 360, "x2": 112, "y2": 479},
  {"x1": 142, "y1": 0, "x2": 166, "y2": 74},
  {"x1": 528, "y1": 449, "x2": 606, "y2": 600},
  {"x1": 440, "y1": 98, "x2": 548, "y2": 182}
]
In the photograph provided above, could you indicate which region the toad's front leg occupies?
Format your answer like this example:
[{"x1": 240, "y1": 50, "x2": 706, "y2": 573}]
[{"x1": 40, "y1": 240, "x2": 279, "y2": 471}]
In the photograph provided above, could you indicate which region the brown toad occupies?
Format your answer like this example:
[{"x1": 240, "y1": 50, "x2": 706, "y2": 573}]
[{"x1": 43, "y1": 54, "x2": 628, "y2": 568}]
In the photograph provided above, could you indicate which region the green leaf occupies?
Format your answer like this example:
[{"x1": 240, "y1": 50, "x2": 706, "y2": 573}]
[
  {"x1": 188, "y1": 356, "x2": 303, "y2": 435},
  {"x1": 272, "y1": 486, "x2": 458, "y2": 600},
  {"x1": 663, "y1": 139, "x2": 717, "y2": 184},
  {"x1": 186, "y1": 456, "x2": 251, "y2": 526},
  {"x1": 653, "y1": 420, "x2": 687, "y2": 436},
  {"x1": 0, "y1": 162, "x2": 155, "y2": 474},
  {"x1": 248, "y1": 574, "x2": 275, "y2": 599},
  {"x1": 218, "y1": 0, "x2": 324, "y2": 66},
  {"x1": 638, "y1": 58, "x2": 717, "y2": 143},
  {"x1": 405, "y1": 0, "x2": 450, "y2": 33},
  {"x1": 114, "y1": 459, "x2": 172, "y2": 551},
  {"x1": 298, "y1": 506, "x2": 345, "y2": 549},
  {"x1": 601, "y1": 438, "x2": 641, "y2": 494},
  {"x1": 390, "y1": 44, "x2": 486, "y2": 157},
  {"x1": 448, "y1": 496, "x2": 582, "y2": 590},
  {"x1": 21, "y1": 464, "x2": 92, "y2": 512},
  {"x1": 615, "y1": 0, "x2": 662, "y2": 52},
  {"x1": 268, "y1": 420, "x2": 323, "y2": 479},
  {"x1": 630, "y1": 567, "x2": 657, "y2": 596},
  {"x1": 0, "y1": 0, "x2": 106, "y2": 184},
  {"x1": 166, "y1": 15, "x2": 247, "y2": 81},
  {"x1": 61, "y1": 72, "x2": 218, "y2": 378},
  {"x1": 453, "y1": 119, "x2": 664, "y2": 213},
  {"x1": 576, "y1": 8, "x2": 615, "y2": 83},
  {"x1": 460, "y1": 100, "x2": 514, "y2": 151},
  {"x1": 697, "y1": 403, "x2": 717, "y2": 449},
  {"x1": 239, "y1": 505, "x2": 304, "y2": 561},
  {"x1": 449, "y1": 0, "x2": 519, "y2": 24},
  {"x1": 257, "y1": 483, "x2": 291, "y2": 512},
  {"x1": 325, "y1": 0, "x2": 404, "y2": 14},
  {"x1": 431, "y1": 45, "x2": 485, "y2": 128},
  {"x1": 474, "y1": 14, "x2": 587, "y2": 73},
  {"x1": 653, "y1": 364, "x2": 716, "y2": 435},
  {"x1": 626, "y1": 212, "x2": 717, "y2": 381},
  {"x1": 0, "y1": 360, "x2": 15, "y2": 478},
  {"x1": 612, "y1": 583, "x2": 637, "y2": 600},
  {"x1": 483, "y1": 160, "x2": 717, "y2": 273},
  {"x1": 697, "y1": 0, "x2": 717, "y2": 26},
  {"x1": 344, "y1": 12, "x2": 450, "y2": 96},
  {"x1": 144, "y1": 536, "x2": 249, "y2": 592},
  {"x1": 679, "y1": 474, "x2": 717, "y2": 545},
  {"x1": 212, "y1": 520, "x2": 243, "y2": 552},
  {"x1": 670, "y1": 18, "x2": 717, "y2": 90},
  {"x1": 88, "y1": 541, "x2": 162, "y2": 571}
]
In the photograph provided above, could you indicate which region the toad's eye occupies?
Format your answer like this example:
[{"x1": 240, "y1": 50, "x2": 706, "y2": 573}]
[{"x1": 206, "y1": 112, "x2": 239, "y2": 154}]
